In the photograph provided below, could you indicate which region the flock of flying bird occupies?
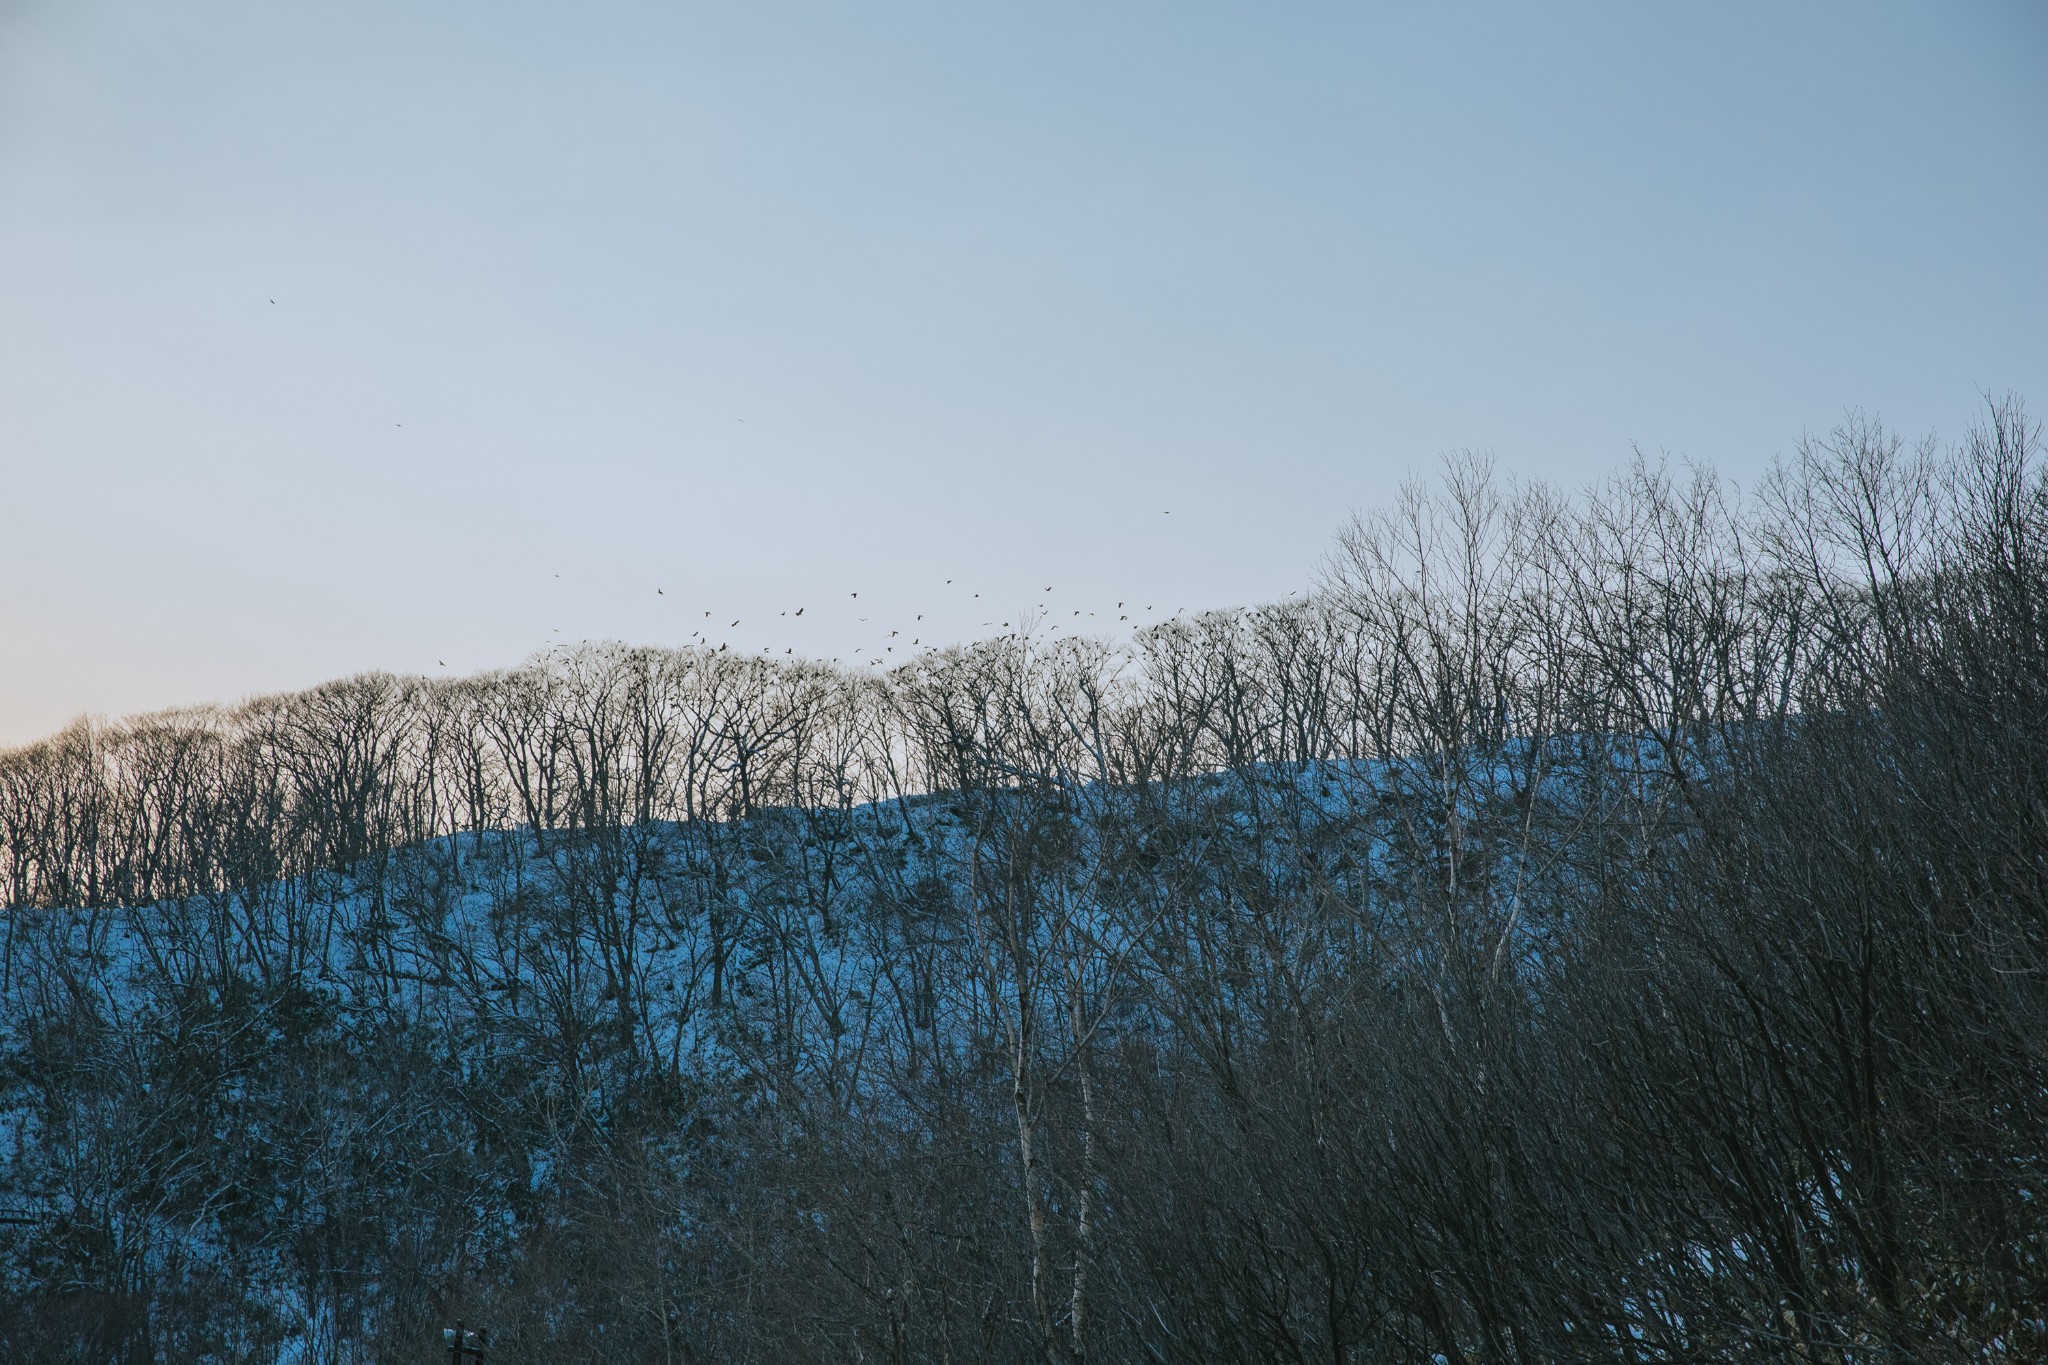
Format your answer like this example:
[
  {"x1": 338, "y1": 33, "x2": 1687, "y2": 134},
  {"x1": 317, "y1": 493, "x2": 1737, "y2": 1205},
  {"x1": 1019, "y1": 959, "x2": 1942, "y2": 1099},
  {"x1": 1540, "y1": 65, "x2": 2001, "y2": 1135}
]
[
  {"x1": 491, "y1": 577, "x2": 1185, "y2": 674},
  {"x1": 440, "y1": 573, "x2": 1187, "y2": 679},
  {"x1": 267, "y1": 295, "x2": 1195, "y2": 680}
]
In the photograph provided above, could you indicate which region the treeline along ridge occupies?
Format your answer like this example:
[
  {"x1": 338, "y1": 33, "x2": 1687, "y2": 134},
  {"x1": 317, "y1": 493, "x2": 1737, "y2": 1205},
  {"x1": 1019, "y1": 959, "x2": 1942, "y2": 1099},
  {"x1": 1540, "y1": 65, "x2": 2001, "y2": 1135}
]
[{"x1": 2, "y1": 407, "x2": 2045, "y2": 1363}]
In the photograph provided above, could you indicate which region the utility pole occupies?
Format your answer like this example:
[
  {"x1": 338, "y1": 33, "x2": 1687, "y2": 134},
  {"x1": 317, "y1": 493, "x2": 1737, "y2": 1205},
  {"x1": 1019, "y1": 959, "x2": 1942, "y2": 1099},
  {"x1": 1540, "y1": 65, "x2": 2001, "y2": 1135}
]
[{"x1": 444, "y1": 1321, "x2": 487, "y2": 1365}]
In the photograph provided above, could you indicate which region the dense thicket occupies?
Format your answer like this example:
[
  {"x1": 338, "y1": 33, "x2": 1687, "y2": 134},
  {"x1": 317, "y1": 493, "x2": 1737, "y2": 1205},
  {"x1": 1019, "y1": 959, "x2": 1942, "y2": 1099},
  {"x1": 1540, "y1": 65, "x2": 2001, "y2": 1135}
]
[{"x1": 3, "y1": 407, "x2": 2043, "y2": 1364}]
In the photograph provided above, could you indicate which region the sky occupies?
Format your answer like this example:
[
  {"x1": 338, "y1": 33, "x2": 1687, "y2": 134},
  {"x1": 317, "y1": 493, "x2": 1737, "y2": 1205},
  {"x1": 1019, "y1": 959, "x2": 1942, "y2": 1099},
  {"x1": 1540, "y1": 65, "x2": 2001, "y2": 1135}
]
[{"x1": 1, "y1": 0, "x2": 2043, "y2": 746}]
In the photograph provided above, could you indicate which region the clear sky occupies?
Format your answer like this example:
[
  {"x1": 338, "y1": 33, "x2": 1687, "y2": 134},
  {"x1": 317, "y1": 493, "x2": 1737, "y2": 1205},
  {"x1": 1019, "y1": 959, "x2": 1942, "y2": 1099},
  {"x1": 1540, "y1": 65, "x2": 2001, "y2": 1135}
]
[{"x1": 1, "y1": 0, "x2": 2043, "y2": 746}]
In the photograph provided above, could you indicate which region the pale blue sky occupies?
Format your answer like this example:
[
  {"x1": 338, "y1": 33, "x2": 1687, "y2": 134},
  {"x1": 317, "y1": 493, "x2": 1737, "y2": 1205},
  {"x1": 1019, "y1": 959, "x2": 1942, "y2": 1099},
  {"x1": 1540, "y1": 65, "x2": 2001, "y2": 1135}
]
[{"x1": 2, "y1": 0, "x2": 2043, "y2": 744}]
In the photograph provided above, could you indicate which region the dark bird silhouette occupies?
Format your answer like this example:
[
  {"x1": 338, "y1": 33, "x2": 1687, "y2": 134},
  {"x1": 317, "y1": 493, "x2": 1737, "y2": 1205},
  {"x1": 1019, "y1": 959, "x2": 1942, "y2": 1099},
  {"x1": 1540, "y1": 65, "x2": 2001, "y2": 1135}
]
[
  {"x1": 658, "y1": 589, "x2": 664, "y2": 595},
  {"x1": 795, "y1": 607, "x2": 804, "y2": 616}
]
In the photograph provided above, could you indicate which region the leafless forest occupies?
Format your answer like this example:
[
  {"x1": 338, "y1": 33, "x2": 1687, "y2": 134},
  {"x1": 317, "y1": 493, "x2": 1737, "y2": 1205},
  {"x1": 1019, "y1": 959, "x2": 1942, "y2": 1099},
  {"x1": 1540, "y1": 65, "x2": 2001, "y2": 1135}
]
[{"x1": 2, "y1": 407, "x2": 2044, "y2": 1363}]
